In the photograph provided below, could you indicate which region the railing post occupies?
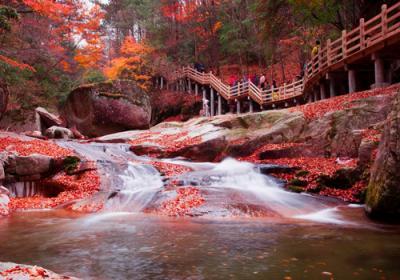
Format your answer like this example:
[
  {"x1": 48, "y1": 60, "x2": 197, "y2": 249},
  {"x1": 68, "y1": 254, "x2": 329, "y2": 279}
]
[
  {"x1": 292, "y1": 82, "x2": 295, "y2": 97},
  {"x1": 318, "y1": 45, "x2": 323, "y2": 72},
  {"x1": 217, "y1": 94, "x2": 222, "y2": 115},
  {"x1": 271, "y1": 85, "x2": 275, "y2": 101},
  {"x1": 360, "y1": 18, "x2": 365, "y2": 49},
  {"x1": 342, "y1": 30, "x2": 347, "y2": 59},
  {"x1": 283, "y1": 83, "x2": 287, "y2": 99},
  {"x1": 381, "y1": 4, "x2": 388, "y2": 35},
  {"x1": 210, "y1": 87, "x2": 215, "y2": 116},
  {"x1": 327, "y1": 39, "x2": 332, "y2": 66}
]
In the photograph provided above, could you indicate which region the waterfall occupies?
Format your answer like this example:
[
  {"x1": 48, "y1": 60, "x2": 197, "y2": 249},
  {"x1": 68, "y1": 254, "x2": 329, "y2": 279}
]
[{"x1": 58, "y1": 141, "x2": 345, "y2": 223}]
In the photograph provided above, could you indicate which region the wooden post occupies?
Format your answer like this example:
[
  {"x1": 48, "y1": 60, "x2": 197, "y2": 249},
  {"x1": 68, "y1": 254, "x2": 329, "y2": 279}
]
[
  {"x1": 249, "y1": 98, "x2": 253, "y2": 113},
  {"x1": 360, "y1": 18, "x2": 365, "y2": 49},
  {"x1": 329, "y1": 77, "x2": 336, "y2": 97},
  {"x1": 292, "y1": 82, "x2": 295, "y2": 97},
  {"x1": 210, "y1": 87, "x2": 215, "y2": 116},
  {"x1": 188, "y1": 79, "x2": 191, "y2": 94},
  {"x1": 314, "y1": 87, "x2": 320, "y2": 101},
  {"x1": 283, "y1": 83, "x2": 287, "y2": 99},
  {"x1": 320, "y1": 82, "x2": 327, "y2": 100},
  {"x1": 342, "y1": 30, "x2": 347, "y2": 59},
  {"x1": 195, "y1": 83, "x2": 198, "y2": 96},
  {"x1": 382, "y1": 4, "x2": 388, "y2": 35},
  {"x1": 327, "y1": 39, "x2": 332, "y2": 66},
  {"x1": 218, "y1": 94, "x2": 222, "y2": 115},
  {"x1": 348, "y1": 69, "x2": 357, "y2": 93},
  {"x1": 236, "y1": 99, "x2": 241, "y2": 114},
  {"x1": 372, "y1": 53, "x2": 386, "y2": 88},
  {"x1": 318, "y1": 46, "x2": 322, "y2": 72},
  {"x1": 202, "y1": 87, "x2": 206, "y2": 100},
  {"x1": 160, "y1": 77, "x2": 164, "y2": 90}
]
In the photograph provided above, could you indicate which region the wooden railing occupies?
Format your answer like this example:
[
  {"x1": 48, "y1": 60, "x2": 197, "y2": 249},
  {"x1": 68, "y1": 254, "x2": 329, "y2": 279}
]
[
  {"x1": 305, "y1": 2, "x2": 400, "y2": 82},
  {"x1": 157, "y1": 2, "x2": 400, "y2": 107},
  {"x1": 162, "y1": 66, "x2": 304, "y2": 106}
]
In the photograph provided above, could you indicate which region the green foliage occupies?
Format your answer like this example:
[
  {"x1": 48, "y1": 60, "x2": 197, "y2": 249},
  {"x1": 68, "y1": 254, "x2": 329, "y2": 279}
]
[
  {"x1": 83, "y1": 69, "x2": 106, "y2": 84},
  {"x1": 0, "y1": 5, "x2": 19, "y2": 32}
]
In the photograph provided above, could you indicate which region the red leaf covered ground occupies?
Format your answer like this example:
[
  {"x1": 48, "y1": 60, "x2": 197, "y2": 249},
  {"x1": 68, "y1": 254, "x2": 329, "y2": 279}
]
[
  {"x1": 158, "y1": 187, "x2": 205, "y2": 217},
  {"x1": 238, "y1": 142, "x2": 365, "y2": 202},
  {"x1": 0, "y1": 136, "x2": 101, "y2": 213},
  {"x1": 150, "y1": 161, "x2": 192, "y2": 177},
  {"x1": 0, "y1": 264, "x2": 74, "y2": 279},
  {"x1": 9, "y1": 171, "x2": 100, "y2": 211},
  {"x1": 130, "y1": 131, "x2": 202, "y2": 154},
  {"x1": 0, "y1": 136, "x2": 73, "y2": 157},
  {"x1": 290, "y1": 84, "x2": 400, "y2": 120}
]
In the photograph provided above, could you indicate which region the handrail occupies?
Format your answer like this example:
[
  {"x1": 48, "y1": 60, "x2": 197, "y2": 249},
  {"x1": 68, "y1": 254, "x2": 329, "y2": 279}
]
[
  {"x1": 156, "y1": 2, "x2": 400, "y2": 107},
  {"x1": 304, "y1": 2, "x2": 400, "y2": 84}
]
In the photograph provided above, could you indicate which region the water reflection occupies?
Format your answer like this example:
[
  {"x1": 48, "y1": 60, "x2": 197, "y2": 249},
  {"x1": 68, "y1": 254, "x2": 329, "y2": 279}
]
[{"x1": 0, "y1": 210, "x2": 399, "y2": 280}]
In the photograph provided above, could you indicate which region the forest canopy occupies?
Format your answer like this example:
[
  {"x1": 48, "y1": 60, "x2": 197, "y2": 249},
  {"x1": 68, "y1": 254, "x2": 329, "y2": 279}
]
[{"x1": 0, "y1": 0, "x2": 395, "y2": 110}]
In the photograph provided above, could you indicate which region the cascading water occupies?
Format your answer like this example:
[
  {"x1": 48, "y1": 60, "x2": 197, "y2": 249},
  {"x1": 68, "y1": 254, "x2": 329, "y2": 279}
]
[
  {"x1": 56, "y1": 141, "x2": 348, "y2": 223},
  {"x1": 59, "y1": 142, "x2": 164, "y2": 213},
  {"x1": 170, "y1": 158, "x2": 334, "y2": 217}
]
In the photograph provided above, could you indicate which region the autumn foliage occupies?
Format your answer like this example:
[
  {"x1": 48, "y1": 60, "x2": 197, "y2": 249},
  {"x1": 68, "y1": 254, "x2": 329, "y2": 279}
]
[{"x1": 104, "y1": 36, "x2": 153, "y2": 90}]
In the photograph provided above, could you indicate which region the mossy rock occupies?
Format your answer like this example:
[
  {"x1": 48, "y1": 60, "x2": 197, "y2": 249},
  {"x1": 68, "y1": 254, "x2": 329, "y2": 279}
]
[
  {"x1": 63, "y1": 156, "x2": 81, "y2": 175},
  {"x1": 354, "y1": 188, "x2": 367, "y2": 203},
  {"x1": 287, "y1": 185, "x2": 304, "y2": 193},
  {"x1": 317, "y1": 168, "x2": 361, "y2": 190},
  {"x1": 307, "y1": 185, "x2": 324, "y2": 193},
  {"x1": 289, "y1": 178, "x2": 308, "y2": 187},
  {"x1": 295, "y1": 170, "x2": 310, "y2": 177}
]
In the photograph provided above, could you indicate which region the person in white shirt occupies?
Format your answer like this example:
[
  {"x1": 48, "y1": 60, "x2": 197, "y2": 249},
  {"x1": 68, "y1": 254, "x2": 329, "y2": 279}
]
[
  {"x1": 202, "y1": 98, "x2": 210, "y2": 117},
  {"x1": 259, "y1": 74, "x2": 266, "y2": 89}
]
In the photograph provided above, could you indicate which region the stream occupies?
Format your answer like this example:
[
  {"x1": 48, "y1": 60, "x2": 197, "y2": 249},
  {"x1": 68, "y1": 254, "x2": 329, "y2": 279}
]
[{"x1": 0, "y1": 141, "x2": 399, "y2": 279}]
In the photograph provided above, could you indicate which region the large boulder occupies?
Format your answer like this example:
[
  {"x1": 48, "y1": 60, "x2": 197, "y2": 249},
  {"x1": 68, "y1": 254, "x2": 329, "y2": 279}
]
[
  {"x1": 366, "y1": 92, "x2": 400, "y2": 221},
  {"x1": 300, "y1": 94, "x2": 394, "y2": 157},
  {"x1": 15, "y1": 154, "x2": 52, "y2": 176},
  {"x1": 63, "y1": 80, "x2": 151, "y2": 137},
  {"x1": 150, "y1": 90, "x2": 202, "y2": 124}
]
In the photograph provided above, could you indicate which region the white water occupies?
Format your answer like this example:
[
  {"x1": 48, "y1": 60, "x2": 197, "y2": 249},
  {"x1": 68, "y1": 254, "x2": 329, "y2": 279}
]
[
  {"x1": 58, "y1": 142, "x2": 348, "y2": 224},
  {"x1": 176, "y1": 158, "x2": 341, "y2": 220},
  {"x1": 103, "y1": 163, "x2": 164, "y2": 212}
]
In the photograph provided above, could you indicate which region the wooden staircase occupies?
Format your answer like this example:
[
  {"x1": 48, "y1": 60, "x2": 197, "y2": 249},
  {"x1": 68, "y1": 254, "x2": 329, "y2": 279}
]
[{"x1": 157, "y1": 2, "x2": 400, "y2": 109}]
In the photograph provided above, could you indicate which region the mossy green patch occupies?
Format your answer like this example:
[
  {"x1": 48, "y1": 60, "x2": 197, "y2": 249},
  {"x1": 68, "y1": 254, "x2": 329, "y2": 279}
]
[
  {"x1": 287, "y1": 185, "x2": 304, "y2": 193},
  {"x1": 289, "y1": 178, "x2": 308, "y2": 187},
  {"x1": 63, "y1": 156, "x2": 81, "y2": 175}
]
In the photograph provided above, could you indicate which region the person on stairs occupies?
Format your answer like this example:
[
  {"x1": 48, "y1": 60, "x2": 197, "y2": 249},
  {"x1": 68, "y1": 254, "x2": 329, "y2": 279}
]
[
  {"x1": 260, "y1": 73, "x2": 266, "y2": 89},
  {"x1": 202, "y1": 98, "x2": 210, "y2": 117},
  {"x1": 311, "y1": 40, "x2": 321, "y2": 57}
]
